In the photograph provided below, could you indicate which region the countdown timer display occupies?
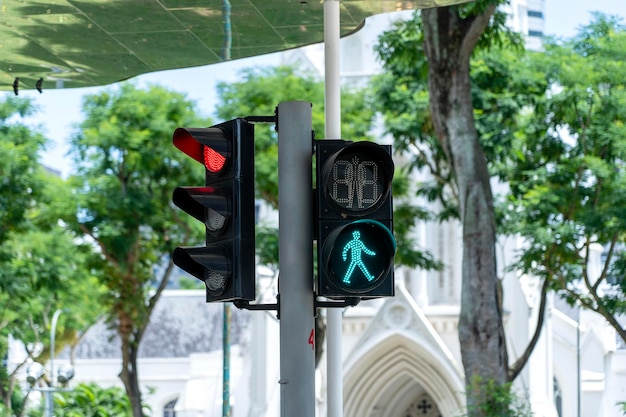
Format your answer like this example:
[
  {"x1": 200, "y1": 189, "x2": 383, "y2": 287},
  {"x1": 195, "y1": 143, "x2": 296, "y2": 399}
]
[{"x1": 321, "y1": 142, "x2": 393, "y2": 216}]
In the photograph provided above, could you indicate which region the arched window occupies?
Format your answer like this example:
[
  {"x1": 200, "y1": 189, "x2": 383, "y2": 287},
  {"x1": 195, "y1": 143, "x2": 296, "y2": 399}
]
[{"x1": 164, "y1": 398, "x2": 177, "y2": 417}]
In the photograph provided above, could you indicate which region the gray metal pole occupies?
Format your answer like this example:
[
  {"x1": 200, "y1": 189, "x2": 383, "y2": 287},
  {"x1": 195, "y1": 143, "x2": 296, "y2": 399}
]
[{"x1": 278, "y1": 101, "x2": 316, "y2": 417}]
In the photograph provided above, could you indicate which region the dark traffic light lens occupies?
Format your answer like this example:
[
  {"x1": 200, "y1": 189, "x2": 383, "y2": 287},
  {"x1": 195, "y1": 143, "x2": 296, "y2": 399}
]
[
  {"x1": 206, "y1": 269, "x2": 227, "y2": 296},
  {"x1": 328, "y1": 152, "x2": 383, "y2": 211},
  {"x1": 322, "y1": 142, "x2": 393, "y2": 216}
]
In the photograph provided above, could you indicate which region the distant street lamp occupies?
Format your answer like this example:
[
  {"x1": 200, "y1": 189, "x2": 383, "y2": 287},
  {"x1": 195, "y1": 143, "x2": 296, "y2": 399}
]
[
  {"x1": 26, "y1": 309, "x2": 75, "y2": 417},
  {"x1": 57, "y1": 363, "x2": 75, "y2": 385},
  {"x1": 26, "y1": 362, "x2": 45, "y2": 386}
]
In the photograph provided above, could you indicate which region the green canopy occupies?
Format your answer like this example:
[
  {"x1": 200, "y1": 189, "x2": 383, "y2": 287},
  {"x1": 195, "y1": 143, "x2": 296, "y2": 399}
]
[{"x1": 0, "y1": 0, "x2": 472, "y2": 92}]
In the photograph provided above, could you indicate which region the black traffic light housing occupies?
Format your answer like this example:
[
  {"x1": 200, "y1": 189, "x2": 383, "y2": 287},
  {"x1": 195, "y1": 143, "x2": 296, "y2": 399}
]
[
  {"x1": 172, "y1": 119, "x2": 255, "y2": 302},
  {"x1": 316, "y1": 139, "x2": 396, "y2": 299}
]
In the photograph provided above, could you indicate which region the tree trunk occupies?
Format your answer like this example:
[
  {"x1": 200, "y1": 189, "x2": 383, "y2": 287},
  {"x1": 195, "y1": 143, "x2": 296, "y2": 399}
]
[
  {"x1": 421, "y1": 5, "x2": 509, "y2": 415},
  {"x1": 1, "y1": 383, "x2": 11, "y2": 412},
  {"x1": 119, "y1": 314, "x2": 145, "y2": 417}
]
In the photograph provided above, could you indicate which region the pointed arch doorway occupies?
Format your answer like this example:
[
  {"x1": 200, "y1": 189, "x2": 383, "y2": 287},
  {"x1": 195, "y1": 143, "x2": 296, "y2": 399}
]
[{"x1": 343, "y1": 333, "x2": 464, "y2": 417}]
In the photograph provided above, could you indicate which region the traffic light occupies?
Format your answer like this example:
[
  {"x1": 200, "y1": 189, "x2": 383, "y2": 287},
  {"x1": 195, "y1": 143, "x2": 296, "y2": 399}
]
[
  {"x1": 172, "y1": 119, "x2": 255, "y2": 302},
  {"x1": 316, "y1": 140, "x2": 396, "y2": 298}
]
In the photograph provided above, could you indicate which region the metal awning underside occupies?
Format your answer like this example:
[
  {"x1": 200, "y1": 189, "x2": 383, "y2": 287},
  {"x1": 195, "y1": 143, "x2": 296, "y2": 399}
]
[{"x1": 0, "y1": 0, "x2": 472, "y2": 92}]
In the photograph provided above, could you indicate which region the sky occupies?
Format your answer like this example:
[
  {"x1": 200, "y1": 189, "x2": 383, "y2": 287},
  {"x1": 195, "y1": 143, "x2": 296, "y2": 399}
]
[{"x1": 14, "y1": 0, "x2": 626, "y2": 177}]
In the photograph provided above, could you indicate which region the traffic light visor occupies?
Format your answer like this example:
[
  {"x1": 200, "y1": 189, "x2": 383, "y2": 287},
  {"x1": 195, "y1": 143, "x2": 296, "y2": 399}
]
[
  {"x1": 173, "y1": 246, "x2": 230, "y2": 296},
  {"x1": 172, "y1": 187, "x2": 230, "y2": 235},
  {"x1": 173, "y1": 127, "x2": 231, "y2": 174}
]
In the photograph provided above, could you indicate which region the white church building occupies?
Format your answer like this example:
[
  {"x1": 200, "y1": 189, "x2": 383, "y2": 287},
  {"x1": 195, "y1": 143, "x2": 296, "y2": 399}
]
[{"x1": 11, "y1": 2, "x2": 626, "y2": 417}]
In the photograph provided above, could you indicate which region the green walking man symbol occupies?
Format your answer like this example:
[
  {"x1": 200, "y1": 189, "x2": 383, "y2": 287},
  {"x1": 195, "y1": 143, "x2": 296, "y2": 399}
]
[{"x1": 342, "y1": 230, "x2": 376, "y2": 284}]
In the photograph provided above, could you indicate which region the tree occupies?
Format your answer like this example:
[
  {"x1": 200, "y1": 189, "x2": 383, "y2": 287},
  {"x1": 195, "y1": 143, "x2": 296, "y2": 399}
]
[
  {"x1": 0, "y1": 96, "x2": 103, "y2": 414},
  {"x1": 63, "y1": 83, "x2": 207, "y2": 417},
  {"x1": 420, "y1": 6, "x2": 511, "y2": 411},
  {"x1": 373, "y1": 7, "x2": 626, "y2": 415},
  {"x1": 0, "y1": 97, "x2": 48, "y2": 411},
  {"x1": 372, "y1": 5, "x2": 535, "y2": 415},
  {"x1": 499, "y1": 14, "x2": 626, "y2": 344}
]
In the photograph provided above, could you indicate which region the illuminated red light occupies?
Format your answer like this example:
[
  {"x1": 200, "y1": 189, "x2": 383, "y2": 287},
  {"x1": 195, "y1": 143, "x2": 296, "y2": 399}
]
[{"x1": 204, "y1": 146, "x2": 226, "y2": 173}]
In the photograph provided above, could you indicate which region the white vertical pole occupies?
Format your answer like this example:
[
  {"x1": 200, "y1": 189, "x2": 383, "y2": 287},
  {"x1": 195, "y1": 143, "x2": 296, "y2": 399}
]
[
  {"x1": 324, "y1": 0, "x2": 341, "y2": 138},
  {"x1": 46, "y1": 309, "x2": 62, "y2": 417},
  {"x1": 324, "y1": 2, "x2": 343, "y2": 417}
]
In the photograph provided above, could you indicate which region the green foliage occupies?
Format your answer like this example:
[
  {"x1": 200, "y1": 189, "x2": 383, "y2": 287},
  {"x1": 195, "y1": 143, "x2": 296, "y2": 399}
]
[
  {"x1": 497, "y1": 14, "x2": 626, "y2": 340},
  {"x1": 372, "y1": 11, "x2": 540, "y2": 222},
  {"x1": 177, "y1": 276, "x2": 204, "y2": 290},
  {"x1": 256, "y1": 226, "x2": 280, "y2": 268},
  {"x1": 26, "y1": 384, "x2": 136, "y2": 417},
  {"x1": 0, "y1": 385, "x2": 27, "y2": 417},
  {"x1": 0, "y1": 96, "x2": 47, "y2": 244},
  {"x1": 0, "y1": 225, "x2": 104, "y2": 356},
  {"x1": 373, "y1": 16, "x2": 455, "y2": 221},
  {"x1": 373, "y1": 3, "x2": 626, "y2": 346},
  {"x1": 0, "y1": 95, "x2": 104, "y2": 411},
  {"x1": 462, "y1": 376, "x2": 533, "y2": 417}
]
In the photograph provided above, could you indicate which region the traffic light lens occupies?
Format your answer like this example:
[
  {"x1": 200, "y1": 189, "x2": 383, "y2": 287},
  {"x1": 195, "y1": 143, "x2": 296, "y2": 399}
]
[
  {"x1": 204, "y1": 146, "x2": 226, "y2": 173},
  {"x1": 206, "y1": 208, "x2": 226, "y2": 233},
  {"x1": 321, "y1": 220, "x2": 396, "y2": 293},
  {"x1": 206, "y1": 270, "x2": 227, "y2": 296},
  {"x1": 328, "y1": 152, "x2": 384, "y2": 212}
]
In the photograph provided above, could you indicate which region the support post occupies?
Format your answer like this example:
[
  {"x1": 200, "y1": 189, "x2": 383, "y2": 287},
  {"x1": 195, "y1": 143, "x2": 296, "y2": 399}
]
[
  {"x1": 278, "y1": 101, "x2": 316, "y2": 417},
  {"x1": 324, "y1": 1, "x2": 344, "y2": 417},
  {"x1": 223, "y1": 304, "x2": 231, "y2": 417}
]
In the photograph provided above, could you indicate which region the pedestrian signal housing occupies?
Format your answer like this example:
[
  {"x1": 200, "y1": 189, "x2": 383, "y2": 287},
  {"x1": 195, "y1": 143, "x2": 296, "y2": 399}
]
[{"x1": 316, "y1": 140, "x2": 396, "y2": 298}]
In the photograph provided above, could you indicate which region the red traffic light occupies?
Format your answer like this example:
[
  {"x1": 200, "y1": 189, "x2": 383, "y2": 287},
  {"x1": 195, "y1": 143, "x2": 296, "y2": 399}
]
[
  {"x1": 173, "y1": 127, "x2": 230, "y2": 173},
  {"x1": 172, "y1": 119, "x2": 256, "y2": 302}
]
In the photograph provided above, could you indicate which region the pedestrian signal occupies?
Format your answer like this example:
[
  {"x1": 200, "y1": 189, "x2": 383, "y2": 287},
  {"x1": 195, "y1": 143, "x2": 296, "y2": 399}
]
[{"x1": 316, "y1": 140, "x2": 396, "y2": 298}]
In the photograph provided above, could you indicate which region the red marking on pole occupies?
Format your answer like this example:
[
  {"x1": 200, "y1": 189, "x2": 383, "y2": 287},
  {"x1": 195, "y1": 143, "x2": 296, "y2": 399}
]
[{"x1": 308, "y1": 328, "x2": 314, "y2": 350}]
